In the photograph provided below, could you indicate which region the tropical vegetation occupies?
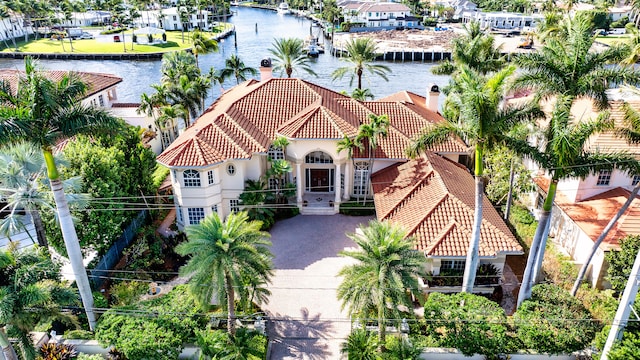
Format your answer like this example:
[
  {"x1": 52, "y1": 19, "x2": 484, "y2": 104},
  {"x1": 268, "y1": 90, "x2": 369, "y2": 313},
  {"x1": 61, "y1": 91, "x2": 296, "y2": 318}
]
[
  {"x1": 219, "y1": 54, "x2": 258, "y2": 85},
  {"x1": 332, "y1": 37, "x2": 391, "y2": 90},
  {"x1": 338, "y1": 220, "x2": 426, "y2": 348},
  {"x1": 176, "y1": 211, "x2": 273, "y2": 335},
  {"x1": 0, "y1": 56, "x2": 122, "y2": 329},
  {"x1": 268, "y1": 37, "x2": 317, "y2": 78}
]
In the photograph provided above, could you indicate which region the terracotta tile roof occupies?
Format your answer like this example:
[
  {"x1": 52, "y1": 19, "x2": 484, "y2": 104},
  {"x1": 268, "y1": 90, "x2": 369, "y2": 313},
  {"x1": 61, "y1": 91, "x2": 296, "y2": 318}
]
[
  {"x1": 586, "y1": 100, "x2": 640, "y2": 157},
  {"x1": 0, "y1": 69, "x2": 122, "y2": 99},
  {"x1": 549, "y1": 187, "x2": 640, "y2": 249},
  {"x1": 158, "y1": 78, "x2": 467, "y2": 167},
  {"x1": 372, "y1": 152, "x2": 522, "y2": 257}
]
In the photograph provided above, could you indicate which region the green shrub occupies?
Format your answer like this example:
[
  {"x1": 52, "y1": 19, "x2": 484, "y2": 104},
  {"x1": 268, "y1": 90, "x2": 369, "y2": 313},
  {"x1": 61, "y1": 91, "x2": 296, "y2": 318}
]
[
  {"x1": 151, "y1": 164, "x2": 170, "y2": 191},
  {"x1": 39, "y1": 343, "x2": 77, "y2": 360},
  {"x1": 611, "y1": 16, "x2": 629, "y2": 28},
  {"x1": 100, "y1": 27, "x2": 127, "y2": 35},
  {"x1": 513, "y1": 284, "x2": 600, "y2": 354},
  {"x1": 196, "y1": 328, "x2": 267, "y2": 359},
  {"x1": 110, "y1": 281, "x2": 148, "y2": 306},
  {"x1": 606, "y1": 235, "x2": 640, "y2": 292},
  {"x1": 382, "y1": 336, "x2": 423, "y2": 360},
  {"x1": 507, "y1": 204, "x2": 537, "y2": 247},
  {"x1": 339, "y1": 198, "x2": 376, "y2": 216},
  {"x1": 63, "y1": 329, "x2": 95, "y2": 340},
  {"x1": 93, "y1": 291, "x2": 109, "y2": 309}
]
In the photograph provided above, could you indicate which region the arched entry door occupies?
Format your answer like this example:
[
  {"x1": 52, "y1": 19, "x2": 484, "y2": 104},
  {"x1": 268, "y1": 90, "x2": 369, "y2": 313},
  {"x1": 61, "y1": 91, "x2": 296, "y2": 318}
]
[{"x1": 304, "y1": 151, "x2": 334, "y2": 193}]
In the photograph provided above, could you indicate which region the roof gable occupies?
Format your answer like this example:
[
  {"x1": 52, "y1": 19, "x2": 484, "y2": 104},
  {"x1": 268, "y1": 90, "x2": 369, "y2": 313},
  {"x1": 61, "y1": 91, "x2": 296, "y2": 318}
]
[{"x1": 372, "y1": 152, "x2": 522, "y2": 257}]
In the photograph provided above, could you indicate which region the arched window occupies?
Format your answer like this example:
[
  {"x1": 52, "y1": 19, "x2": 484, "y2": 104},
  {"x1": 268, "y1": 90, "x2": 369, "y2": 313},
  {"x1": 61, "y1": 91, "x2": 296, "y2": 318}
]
[
  {"x1": 183, "y1": 169, "x2": 201, "y2": 187},
  {"x1": 227, "y1": 164, "x2": 236, "y2": 176},
  {"x1": 305, "y1": 151, "x2": 333, "y2": 164}
]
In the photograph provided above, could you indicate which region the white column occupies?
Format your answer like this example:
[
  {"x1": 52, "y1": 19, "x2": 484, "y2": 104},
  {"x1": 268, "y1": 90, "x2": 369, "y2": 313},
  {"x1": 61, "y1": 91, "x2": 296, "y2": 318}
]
[
  {"x1": 296, "y1": 162, "x2": 303, "y2": 203},
  {"x1": 343, "y1": 161, "x2": 351, "y2": 201},
  {"x1": 335, "y1": 163, "x2": 342, "y2": 204}
]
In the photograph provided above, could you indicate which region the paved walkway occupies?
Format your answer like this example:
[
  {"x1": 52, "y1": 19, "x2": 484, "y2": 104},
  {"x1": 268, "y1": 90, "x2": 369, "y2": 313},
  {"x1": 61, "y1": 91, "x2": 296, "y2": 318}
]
[{"x1": 264, "y1": 215, "x2": 373, "y2": 360}]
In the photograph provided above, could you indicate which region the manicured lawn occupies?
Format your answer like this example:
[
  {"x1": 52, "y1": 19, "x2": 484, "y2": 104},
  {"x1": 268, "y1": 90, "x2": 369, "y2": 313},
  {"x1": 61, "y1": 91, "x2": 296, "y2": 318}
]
[
  {"x1": 0, "y1": 26, "x2": 230, "y2": 54},
  {"x1": 595, "y1": 34, "x2": 631, "y2": 46}
]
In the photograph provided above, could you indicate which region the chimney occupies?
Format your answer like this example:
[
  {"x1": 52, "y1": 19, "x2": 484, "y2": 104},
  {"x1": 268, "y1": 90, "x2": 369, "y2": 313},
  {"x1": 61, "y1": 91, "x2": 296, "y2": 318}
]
[
  {"x1": 426, "y1": 83, "x2": 440, "y2": 113},
  {"x1": 259, "y1": 57, "x2": 272, "y2": 82}
]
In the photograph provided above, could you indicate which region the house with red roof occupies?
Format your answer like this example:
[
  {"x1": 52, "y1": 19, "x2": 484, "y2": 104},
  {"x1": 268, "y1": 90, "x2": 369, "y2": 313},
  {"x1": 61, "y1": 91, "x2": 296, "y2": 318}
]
[
  {"x1": 528, "y1": 95, "x2": 640, "y2": 289},
  {"x1": 157, "y1": 64, "x2": 524, "y2": 289}
]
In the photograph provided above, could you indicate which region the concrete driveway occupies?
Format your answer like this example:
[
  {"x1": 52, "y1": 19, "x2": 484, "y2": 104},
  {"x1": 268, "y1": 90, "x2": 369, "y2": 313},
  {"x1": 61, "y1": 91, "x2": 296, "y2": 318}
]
[{"x1": 263, "y1": 214, "x2": 373, "y2": 360}]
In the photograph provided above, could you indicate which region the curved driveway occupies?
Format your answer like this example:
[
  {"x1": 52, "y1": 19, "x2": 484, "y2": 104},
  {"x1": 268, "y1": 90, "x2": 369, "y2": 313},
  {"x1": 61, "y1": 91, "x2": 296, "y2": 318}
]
[{"x1": 264, "y1": 214, "x2": 373, "y2": 359}]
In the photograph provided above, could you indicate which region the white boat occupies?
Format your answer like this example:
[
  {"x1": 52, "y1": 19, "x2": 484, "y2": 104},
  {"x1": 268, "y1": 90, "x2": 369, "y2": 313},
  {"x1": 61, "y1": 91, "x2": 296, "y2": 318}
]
[{"x1": 277, "y1": 2, "x2": 290, "y2": 14}]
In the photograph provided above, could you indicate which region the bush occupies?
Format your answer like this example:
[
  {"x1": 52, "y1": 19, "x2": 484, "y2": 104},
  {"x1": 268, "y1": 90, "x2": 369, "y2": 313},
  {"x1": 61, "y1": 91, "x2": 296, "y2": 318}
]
[
  {"x1": 339, "y1": 198, "x2": 375, "y2": 216},
  {"x1": 507, "y1": 204, "x2": 537, "y2": 248},
  {"x1": 96, "y1": 286, "x2": 207, "y2": 360},
  {"x1": 606, "y1": 235, "x2": 640, "y2": 292},
  {"x1": 513, "y1": 284, "x2": 600, "y2": 354},
  {"x1": 196, "y1": 328, "x2": 267, "y2": 359},
  {"x1": 382, "y1": 336, "x2": 423, "y2": 360},
  {"x1": 110, "y1": 281, "x2": 148, "y2": 306},
  {"x1": 422, "y1": 292, "x2": 512, "y2": 357},
  {"x1": 93, "y1": 291, "x2": 109, "y2": 309},
  {"x1": 100, "y1": 27, "x2": 127, "y2": 35},
  {"x1": 77, "y1": 354, "x2": 105, "y2": 360},
  {"x1": 63, "y1": 329, "x2": 95, "y2": 340},
  {"x1": 611, "y1": 16, "x2": 629, "y2": 28},
  {"x1": 39, "y1": 343, "x2": 77, "y2": 360}
]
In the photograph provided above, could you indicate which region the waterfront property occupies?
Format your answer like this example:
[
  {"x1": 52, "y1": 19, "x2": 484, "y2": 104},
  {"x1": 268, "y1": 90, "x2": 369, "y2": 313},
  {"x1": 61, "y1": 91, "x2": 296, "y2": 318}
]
[
  {"x1": 156, "y1": 64, "x2": 523, "y2": 281},
  {"x1": 136, "y1": 8, "x2": 216, "y2": 31},
  {"x1": 338, "y1": 0, "x2": 423, "y2": 31},
  {"x1": 461, "y1": 10, "x2": 543, "y2": 30}
]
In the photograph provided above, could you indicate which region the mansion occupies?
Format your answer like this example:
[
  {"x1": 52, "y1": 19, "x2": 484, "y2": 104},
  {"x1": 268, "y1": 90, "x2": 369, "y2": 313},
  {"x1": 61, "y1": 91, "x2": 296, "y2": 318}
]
[{"x1": 157, "y1": 63, "x2": 523, "y2": 280}]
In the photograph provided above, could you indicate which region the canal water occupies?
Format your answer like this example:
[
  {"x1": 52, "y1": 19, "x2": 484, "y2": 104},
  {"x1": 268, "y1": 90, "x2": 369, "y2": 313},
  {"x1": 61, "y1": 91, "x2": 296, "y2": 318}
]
[{"x1": 0, "y1": 7, "x2": 450, "y2": 104}]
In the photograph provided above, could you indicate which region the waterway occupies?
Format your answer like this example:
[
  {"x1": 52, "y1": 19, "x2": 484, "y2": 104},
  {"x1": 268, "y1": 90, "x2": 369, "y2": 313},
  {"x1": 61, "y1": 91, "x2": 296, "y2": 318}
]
[{"x1": 0, "y1": 6, "x2": 450, "y2": 104}]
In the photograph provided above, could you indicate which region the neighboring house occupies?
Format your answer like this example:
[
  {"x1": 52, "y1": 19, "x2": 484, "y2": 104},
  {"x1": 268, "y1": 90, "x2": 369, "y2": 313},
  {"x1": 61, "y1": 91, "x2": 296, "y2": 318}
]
[
  {"x1": 372, "y1": 152, "x2": 523, "y2": 293},
  {"x1": 433, "y1": 0, "x2": 478, "y2": 19},
  {"x1": 0, "y1": 70, "x2": 162, "y2": 249},
  {"x1": 55, "y1": 11, "x2": 111, "y2": 27},
  {"x1": 149, "y1": 7, "x2": 213, "y2": 31},
  {"x1": 608, "y1": 5, "x2": 632, "y2": 22},
  {"x1": 526, "y1": 95, "x2": 640, "y2": 289},
  {"x1": 339, "y1": 1, "x2": 423, "y2": 30},
  {"x1": 0, "y1": 16, "x2": 32, "y2": 43},
  {"x1": 156, "y1": 64, "x2": 523, "y2": 286},
  {"x1": 461, "y1": 10, "x2": 543, "y2": 30},
  {"x1": 110, "y1": 103, "x2": 179, "y2": 155}
]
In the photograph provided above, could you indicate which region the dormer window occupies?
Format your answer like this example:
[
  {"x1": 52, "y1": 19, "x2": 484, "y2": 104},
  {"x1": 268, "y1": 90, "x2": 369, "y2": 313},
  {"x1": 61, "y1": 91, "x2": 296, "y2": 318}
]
[
  {"x1": 596, "y1": 170, "x2": 612, "y2": 186},
  {"x1": 183, "y1": 169, "x2": 201, "y2": 187}
]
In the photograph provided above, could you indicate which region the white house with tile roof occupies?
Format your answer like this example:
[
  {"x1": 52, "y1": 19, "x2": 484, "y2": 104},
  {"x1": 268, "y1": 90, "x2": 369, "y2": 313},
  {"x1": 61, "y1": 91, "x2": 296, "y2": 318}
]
[
  {"x1": 372, "y1": 151, "x2": 523, "y2": 292},
  {"x1": 338, "y1": 1, "x2": 422, "y2": 30}
]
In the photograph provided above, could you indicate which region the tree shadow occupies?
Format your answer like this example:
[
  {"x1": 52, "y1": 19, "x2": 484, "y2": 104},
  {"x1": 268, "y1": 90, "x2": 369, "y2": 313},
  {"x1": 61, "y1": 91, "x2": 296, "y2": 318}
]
[{"x1": 267, "y1": 307, "x2": 335, "y2": 359}]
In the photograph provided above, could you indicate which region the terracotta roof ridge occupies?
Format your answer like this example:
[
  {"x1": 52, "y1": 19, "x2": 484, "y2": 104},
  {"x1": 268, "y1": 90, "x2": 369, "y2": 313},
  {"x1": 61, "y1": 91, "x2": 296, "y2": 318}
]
[
  {"x1": 205, "y1": 121, "x2": 251, "y2": 159},
  {"x1": 158, "y1": 138, "x2": 196, "y2": 166},
  {"x1": 405, "y1": 192, "x2": 450, "y2": 236},
  {"x1": 381, "y1": 169, "x2": 438, "y2": 220},
  {"x1": 424, "y1": 219, "x2": 464, "y2": 256},
  {"x1": 321, "y1": 106, "x2": 360, "y2": 138},
  {"x1": 277, "y1": 98, "x2": 323, "y2": 133},
  {"x1": 219, "y1": 113, "x2": 266, "y2": 152}
]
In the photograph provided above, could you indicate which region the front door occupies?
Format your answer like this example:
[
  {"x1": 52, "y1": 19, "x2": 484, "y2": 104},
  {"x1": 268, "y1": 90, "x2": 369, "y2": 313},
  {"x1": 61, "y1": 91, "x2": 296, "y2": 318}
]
[{"x1": 310, "y1": 169, "x2": 329, "y2": 192}]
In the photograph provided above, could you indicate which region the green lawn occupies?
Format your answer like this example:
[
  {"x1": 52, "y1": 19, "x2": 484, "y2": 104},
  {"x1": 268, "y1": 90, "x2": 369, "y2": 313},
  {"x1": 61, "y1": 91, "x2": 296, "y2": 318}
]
[
  {"x1": 0, "y1": 26, "x2": 230, "y2": 54},
  {"x1": 595, "y1": 34, "x2": 631, "y2": 46}
]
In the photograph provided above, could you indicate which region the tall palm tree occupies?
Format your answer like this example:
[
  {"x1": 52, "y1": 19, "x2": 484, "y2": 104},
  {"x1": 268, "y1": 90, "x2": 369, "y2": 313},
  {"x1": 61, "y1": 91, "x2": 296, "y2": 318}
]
[
  {"x1": 337, "y1": 134, "x2": 363, "y2": 203},
  {"x1": 516, "y1": 97, "x2": 640, "y2": 306},
  {"x1": 176, "y1": 211, "x2": 273, "y2": 335},
  {"x1": 191, "y1": 29, "x2": 219, "y2": 67},
  {"x1": 338, "y1": 220, "x2": 426, "y2": 348},
  {"x1": 431, "y1": 21, "x2": 504, "y2": 76},
  {"x1": 0, "y1": 246, "x2": 79, "y2": 360},
  {"x1": 332, "y1": 37, "x2": 391, "y2": 90},
  {"x1": 0, "y1": 57, "x2": 122, "y2": 330},
  {"x1": 407, "y1": 65, "x2": 542, "y2": 293},
  {"x1": 356, "y1": 114, "x2": 389, "y2": 202},
  {"x1": 621, "y1": 23, "x2": 640, "y2": 67},
  {"x1": 268, "y1": 37, "x2": 317, "y2": 78},
  {"x1": 220, "y1": 54, "x2": 258, "y2": 85},
  {"x1": 513, "y1": 17, "x2": 640, "y2": 305},
  {"x1": 570, "y1": 100, "x2": 640, "y2": 296}
]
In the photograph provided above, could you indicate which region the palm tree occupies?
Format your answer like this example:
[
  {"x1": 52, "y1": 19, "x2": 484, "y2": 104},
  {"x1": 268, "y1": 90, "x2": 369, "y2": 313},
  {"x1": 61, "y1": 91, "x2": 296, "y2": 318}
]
[
  {"x1": 513, "y1": 16, "x2": 640, "y2": 305},
  {"x1": 337, "y1": 134, "x2": 363, "y2": 202},
  {"x1": 0, "y1": 57, "x2": 122, "y2": 330},
  {"x1": 338, "y1": 220, "x2": 426, "y2": 348},
  {"x1": 570, "y1": 100, "x2": 640, "y2": 296},
  {"x1": 239, "y1": 178, "x2": 275, "y2": 225},
  {"x1": 176, "y1": 211, "x2": 273, "y2": 335},
  {"x1": 197, "y1": 328, "x2": 266, "y2": 359},
  {"x1": 0, "y1": 142, "x2": 52, "y2": 248},
  {"x1": 0, "y1": 246, "x2": 79, "y2": 360},
  {"x1": 516, "y1": 97, "x2": 640, "y2": 306},
  {"x1": 356, "y1": 114, "x2": 389, "y2": 202},
  {"x1": 268, "y1": 37, "x2": 317, "y2": 78},
  {"x1": 340, "y1": 329, "x2": 379, "y2": 360},
  {"x1": 431, "y1": 21, "x2": 504, "y2": 76},
  {"x1": 220, "y1": 54, "x2": 258, "y2": 85},
  {"x1": 513, "y1": 16, "x2": 640, "y2": 111},
  {"x1": 407, "y1": 65, "x2": 542, "y2": 293},
  {"x1": 266, "y1": 159, "x2": 291, "y2": 203},
  {"x1": 621, "y1": 23, "x2": 640, "y2": 66},
  {"x1": 191, "y1": 29, "x2": 219, "y2": 66},
  {"x1": 351, "y1": 88, "x2": 374, "y2": 101},
  {"x1": 332, "y1": 37, "x2": 391, "y2": 90}
]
